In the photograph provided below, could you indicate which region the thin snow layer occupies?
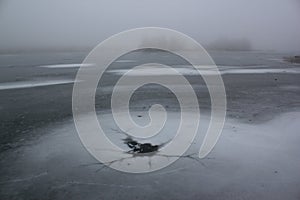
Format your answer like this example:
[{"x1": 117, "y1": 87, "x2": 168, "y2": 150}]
[
  {"x1": 114, "y1": 60, "x2": 136, "y2": 63},
  {"x1": 1, "y1": 111, "x2": 300, "y2": 199},
  {"x1": 38, "y1": 63, "x2": 94, "y2": 68},
  {"x1": 107, "y1": 65, "x2": 300, "y2": 76},
  {"x1": 0, "y1": 79, "x2": 74, "y2": 90}
]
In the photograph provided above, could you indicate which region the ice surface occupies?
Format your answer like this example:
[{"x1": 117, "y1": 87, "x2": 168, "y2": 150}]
[{"x1": 1, "y1": 111, "x2": 300, "y2": 199}]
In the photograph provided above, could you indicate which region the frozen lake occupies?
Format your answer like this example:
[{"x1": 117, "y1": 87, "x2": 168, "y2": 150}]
[{"x1": 0, "y1": 50, "x2": 300, "y2": 199}]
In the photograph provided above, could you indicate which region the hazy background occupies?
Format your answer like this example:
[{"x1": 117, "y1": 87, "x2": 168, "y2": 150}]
[{"x1": 0, "y1": 0, "x2": 299, "y2": 53}]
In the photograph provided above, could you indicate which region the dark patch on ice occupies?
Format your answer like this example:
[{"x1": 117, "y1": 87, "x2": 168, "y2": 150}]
[{"x1": 123, "y1": 137, "x2": 160, "y2": 154}]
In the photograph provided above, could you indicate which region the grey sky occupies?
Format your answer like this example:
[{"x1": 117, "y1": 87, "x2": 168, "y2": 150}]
[{"x1": 0, "y1": 0, "x2": 299, "y2": 52}]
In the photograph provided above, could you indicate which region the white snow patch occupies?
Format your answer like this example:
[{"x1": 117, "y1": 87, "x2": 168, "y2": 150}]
[
  {"x1": 0, "y1": 79, "x2": 75, "y2": 90},
  {"x1": 107, "y1": 65, "x2": 300, "y2": 76},
  {"x1": 114, "y1": 60, "x2": 136, "y2": 63},
  {"x1": 38, "y1": 63, "x2": 94, "y2": 68}
]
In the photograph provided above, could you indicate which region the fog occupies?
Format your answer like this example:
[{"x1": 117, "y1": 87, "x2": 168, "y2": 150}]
[{"x1": 0, "y1": 0, "x2": 299, "y2": 53}]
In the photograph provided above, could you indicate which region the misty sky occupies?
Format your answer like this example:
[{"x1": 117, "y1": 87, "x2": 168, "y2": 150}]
[{"x1": 0, "y1": 0, "x2": 299, "y2": 52}]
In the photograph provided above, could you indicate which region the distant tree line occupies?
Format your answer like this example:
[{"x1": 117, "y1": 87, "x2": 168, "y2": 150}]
[
  {"x1": 206, "y1": 38, "x2": 252, "y2": 51},
  {"x1": 138, "y1": 36, "x2": 195, "y2": 51}
]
